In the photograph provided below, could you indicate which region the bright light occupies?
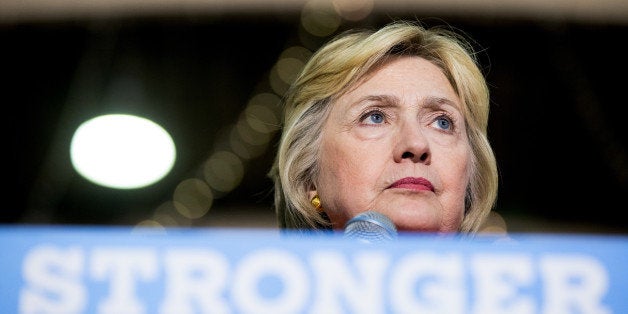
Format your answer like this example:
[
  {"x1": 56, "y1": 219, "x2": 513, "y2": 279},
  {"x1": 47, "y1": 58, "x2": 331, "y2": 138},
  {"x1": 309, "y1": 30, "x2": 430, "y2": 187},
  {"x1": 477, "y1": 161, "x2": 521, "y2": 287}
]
[{"x1": 70, "y1": 114, "x2": 176, "y2": 189}]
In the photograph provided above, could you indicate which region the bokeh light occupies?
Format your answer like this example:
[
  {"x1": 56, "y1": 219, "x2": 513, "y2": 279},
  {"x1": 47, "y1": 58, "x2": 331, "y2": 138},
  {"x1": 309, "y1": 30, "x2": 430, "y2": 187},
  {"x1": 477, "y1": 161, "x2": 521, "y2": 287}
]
[
  {"x1": 70, "y1": 114, "x2": 176, "y2": 189},
  {"x1": 173, "y1": 178, "x2": 213, "y2": 219},
  {"x1": 203, "y1": 151, "x2": 245, "y2": 194},
  {"x1": 479, "y1": 211, "x2": 508, "y2": 234},
  {"x1": 301, "y1": 0, "x2": 341, "y2": 37},
  {"x1": 332, "y1": 0, "x2": 374, "y2": 21}
]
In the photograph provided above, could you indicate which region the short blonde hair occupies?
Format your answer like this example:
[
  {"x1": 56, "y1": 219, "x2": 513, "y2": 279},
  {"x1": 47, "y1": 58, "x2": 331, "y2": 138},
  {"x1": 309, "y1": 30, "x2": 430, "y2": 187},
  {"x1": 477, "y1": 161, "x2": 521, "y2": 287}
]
[{"x1": 269, "y1": 20, "x2": 498, "y2": 233}]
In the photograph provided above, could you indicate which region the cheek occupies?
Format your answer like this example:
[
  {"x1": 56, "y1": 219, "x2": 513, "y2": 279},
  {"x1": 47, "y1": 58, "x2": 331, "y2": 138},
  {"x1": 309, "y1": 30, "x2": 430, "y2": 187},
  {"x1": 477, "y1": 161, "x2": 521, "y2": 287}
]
[
  {"x1": 453, "y1": 161, "x2": 472, "y2": 211},
  {"x1": 436, "y1": 145, "x2": 472, "y2": 205},
  {"x1": 450, "y1": 160, "x2": 471, "y2": 194},
  {"x1": 318, "y1": 146, "x2": 370, "y2": 195},
  {"x1": 316, "y1": 138, "x2": 384, "y2": 213}
]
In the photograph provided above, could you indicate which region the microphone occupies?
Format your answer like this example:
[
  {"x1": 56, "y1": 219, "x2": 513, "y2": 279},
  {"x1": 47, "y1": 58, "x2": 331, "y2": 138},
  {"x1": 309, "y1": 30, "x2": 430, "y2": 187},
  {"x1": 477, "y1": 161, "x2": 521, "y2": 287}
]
[{"x1": 343, "y1": 211, "x2": 398, "y2": 243}]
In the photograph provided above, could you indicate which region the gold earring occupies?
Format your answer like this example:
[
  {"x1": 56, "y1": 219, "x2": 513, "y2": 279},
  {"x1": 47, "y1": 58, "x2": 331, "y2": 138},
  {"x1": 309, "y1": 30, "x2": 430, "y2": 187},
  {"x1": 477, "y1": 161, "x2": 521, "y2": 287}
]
[{"x1": 311, "y1": 195, "x2": 323, "y2": 212}]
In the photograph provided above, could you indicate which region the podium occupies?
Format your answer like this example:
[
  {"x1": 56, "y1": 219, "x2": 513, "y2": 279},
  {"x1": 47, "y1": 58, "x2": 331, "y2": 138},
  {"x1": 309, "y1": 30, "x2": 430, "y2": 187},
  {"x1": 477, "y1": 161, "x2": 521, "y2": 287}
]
[{"x1": 1, "y1": 225, "x2": 626, "y2": 313}]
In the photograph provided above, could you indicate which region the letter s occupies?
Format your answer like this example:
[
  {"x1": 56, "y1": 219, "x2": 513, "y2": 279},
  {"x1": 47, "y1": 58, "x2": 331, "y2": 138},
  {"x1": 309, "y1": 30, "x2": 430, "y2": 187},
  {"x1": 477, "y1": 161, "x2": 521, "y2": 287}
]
[{"x1": 19, "y1": 245, "x2": 86, "y2": 314}]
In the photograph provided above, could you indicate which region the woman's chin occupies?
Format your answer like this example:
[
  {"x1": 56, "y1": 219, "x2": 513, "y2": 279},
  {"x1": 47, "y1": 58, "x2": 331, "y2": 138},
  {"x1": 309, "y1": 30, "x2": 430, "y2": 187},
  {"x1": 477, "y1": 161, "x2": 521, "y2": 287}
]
[{"x1": 387, "y1": 209, "x2": 439, "y2": 232}]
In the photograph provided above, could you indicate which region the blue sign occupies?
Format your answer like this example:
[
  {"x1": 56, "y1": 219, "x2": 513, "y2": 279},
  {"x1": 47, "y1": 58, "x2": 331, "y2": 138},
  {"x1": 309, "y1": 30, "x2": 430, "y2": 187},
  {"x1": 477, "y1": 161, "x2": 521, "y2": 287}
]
[{"x1": 1, "y1": 225, "x2": 626, "y2": 313}]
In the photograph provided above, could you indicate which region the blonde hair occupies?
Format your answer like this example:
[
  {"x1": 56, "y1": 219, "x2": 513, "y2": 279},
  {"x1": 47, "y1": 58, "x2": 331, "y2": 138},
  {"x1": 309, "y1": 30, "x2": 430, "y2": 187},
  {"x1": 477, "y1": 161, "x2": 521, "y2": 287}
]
[{"x1": 269, "y1": 20, "x2": 498, "y2": 233}]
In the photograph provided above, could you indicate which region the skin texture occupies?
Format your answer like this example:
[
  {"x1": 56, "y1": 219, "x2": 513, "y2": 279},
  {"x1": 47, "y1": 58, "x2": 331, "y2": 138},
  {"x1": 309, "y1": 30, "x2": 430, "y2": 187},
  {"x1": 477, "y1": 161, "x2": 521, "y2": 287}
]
[{"x1": 309, "y1": 56, "x2": 472, "y2": 232}]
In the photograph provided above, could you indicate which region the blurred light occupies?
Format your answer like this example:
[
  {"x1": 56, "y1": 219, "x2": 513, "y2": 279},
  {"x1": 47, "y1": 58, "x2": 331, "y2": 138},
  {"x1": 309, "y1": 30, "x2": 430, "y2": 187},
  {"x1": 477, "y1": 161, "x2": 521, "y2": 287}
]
[
  {"x1": 301, "y1": 0, "x2": 341, "y2": 37},
  {"x1": 245, "y1": 102, "x2": 280, "y2": 134},
  {"x1": 152, "y1": 201, "x2": 192, "y2": 227},
  {"x1": 269, "y1": 63, "x2": 291, "y2": 95},
  {"x1": 280, "y1": 46, "x2": 313, "y2": 63},
  {"x1": 332, "y1": 0, "x2": 373, "y2": 21},
  {"x1": 173, "y1": 178, "x2": 213, "y2": 219},
  {"x1": 70, "y1": 114, "x2": 176, "y2": 189},
  {"x1": 203, "y1": 151, "x2": 244, "y2": 193},
  {"x1": 236, "y1": 118, "x2": 271, "y2": 146},
  {"x1": 479, "y1": 211, "x2": 508, "y2": 234},
  {"x1": 275, "y1": 57, "x2": 305, "y2": 85},
  {"x1": 133, "y1": 219, "x2": 166, "y2": 232},
  {"x1": 150, "y1": 212, "x2": 180, "y2": 227},
  {"x1": 230, "y1": 126, "x2": 268, "y2": 160}
]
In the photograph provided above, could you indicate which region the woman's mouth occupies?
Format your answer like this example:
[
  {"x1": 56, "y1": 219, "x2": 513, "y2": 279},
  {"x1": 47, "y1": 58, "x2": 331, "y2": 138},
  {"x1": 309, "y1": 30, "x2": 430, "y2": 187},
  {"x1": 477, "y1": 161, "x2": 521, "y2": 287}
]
[{"x1": 388, "y1": 177, "x2": 434, "y2": 192}]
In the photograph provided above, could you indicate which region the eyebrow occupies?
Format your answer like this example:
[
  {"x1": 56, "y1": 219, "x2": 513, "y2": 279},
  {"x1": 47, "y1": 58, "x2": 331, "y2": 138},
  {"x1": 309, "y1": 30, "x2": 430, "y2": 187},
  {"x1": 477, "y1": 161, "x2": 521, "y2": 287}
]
[
  {"x1": 353, "y1": 94, "x2": 460, "y2": 111},
  {"x1": 351, "y1": 94, "x2": 399, "y2": 108},
  {"x1": 423, "y1": 96, "x2": 461, "y2": 111}
]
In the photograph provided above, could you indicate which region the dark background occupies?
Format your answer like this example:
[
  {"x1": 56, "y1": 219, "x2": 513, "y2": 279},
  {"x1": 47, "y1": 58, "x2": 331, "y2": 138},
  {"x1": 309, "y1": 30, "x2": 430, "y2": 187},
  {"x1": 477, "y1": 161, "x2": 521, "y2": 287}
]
[{"x1": 3, "y1": 3, "x2": 627, "y2": 233}]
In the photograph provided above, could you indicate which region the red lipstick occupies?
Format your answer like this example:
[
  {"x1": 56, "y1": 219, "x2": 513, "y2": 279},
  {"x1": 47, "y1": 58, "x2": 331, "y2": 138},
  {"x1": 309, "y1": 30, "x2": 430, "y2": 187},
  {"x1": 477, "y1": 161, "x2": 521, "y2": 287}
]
[{"x1": 389, "y1": 177, "x2": 434, "y2": 192}]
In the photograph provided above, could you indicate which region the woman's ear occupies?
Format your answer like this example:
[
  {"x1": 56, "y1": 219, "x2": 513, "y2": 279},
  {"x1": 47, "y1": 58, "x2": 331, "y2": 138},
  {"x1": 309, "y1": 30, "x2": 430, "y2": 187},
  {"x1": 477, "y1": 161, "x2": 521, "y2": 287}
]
[{"x1": 307, "y1": 189, "x2": 318, "y2": 201}]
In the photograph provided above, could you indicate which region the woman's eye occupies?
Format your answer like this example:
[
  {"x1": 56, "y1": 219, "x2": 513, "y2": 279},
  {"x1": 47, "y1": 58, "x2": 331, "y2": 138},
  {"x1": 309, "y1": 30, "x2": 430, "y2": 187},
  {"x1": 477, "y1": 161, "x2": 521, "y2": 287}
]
[
  {"x1": 434, "y1": 115, "x2": 453, "y2": 131},
  {"x1": 363, "y1": 111, "x2": 385, "y2": 124}
]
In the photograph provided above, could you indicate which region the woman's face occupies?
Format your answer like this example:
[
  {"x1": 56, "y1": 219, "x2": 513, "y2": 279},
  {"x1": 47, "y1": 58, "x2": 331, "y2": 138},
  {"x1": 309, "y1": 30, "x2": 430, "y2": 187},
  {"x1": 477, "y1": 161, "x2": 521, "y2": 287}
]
[{"x1": 311, "y1": 56, "x2": 471, "y2": 232}]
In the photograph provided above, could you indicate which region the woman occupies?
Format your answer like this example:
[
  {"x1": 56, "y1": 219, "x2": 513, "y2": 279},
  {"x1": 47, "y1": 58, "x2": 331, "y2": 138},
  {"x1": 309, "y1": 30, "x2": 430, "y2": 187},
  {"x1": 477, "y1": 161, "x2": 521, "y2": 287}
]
[{"x1": 268, "y1": 20, "x2": 498, "y2": 234}]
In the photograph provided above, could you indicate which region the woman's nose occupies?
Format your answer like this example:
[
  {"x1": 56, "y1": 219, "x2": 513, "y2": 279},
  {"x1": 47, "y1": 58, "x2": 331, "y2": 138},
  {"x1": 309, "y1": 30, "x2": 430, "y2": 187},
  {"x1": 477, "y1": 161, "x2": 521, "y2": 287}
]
[{"x1": 393, "y1": 121, "x2": 430, "y2": 164}]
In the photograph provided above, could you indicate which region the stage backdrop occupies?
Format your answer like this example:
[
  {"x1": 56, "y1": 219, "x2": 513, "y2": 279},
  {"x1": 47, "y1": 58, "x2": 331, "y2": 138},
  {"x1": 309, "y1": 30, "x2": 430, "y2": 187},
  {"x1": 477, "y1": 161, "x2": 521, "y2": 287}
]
[{"x1": 1, "y1": 225, "x2": 626, "y2": 314}]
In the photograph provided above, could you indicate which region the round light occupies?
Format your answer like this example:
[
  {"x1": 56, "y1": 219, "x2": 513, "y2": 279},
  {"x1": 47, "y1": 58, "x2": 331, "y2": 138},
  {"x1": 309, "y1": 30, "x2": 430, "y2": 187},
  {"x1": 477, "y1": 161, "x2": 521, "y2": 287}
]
[{"x1": 70, "y1": 114, "x2": 176, "y2": 189}]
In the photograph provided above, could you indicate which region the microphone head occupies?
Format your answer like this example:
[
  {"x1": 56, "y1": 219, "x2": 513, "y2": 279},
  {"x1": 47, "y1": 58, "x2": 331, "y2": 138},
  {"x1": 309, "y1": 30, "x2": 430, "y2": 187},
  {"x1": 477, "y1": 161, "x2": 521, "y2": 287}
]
[{"x1": 343, "y1": 211, "x2": 397, "y2": 243}]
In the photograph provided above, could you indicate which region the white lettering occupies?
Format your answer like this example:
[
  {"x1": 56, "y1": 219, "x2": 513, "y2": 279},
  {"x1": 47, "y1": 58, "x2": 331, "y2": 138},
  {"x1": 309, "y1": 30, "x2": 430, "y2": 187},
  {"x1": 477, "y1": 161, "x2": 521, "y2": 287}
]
[
  {"x1": 90, "y1": 248, "x2": 157, "y2": 314},
  {"x1": 472, "y1": 254, "x2": 534, "y2": 314},
  {"x1": 232, "y1": 248, "x2": 308, "y2": 313},
  {"x1": 310, "y1": 250, "x2": 389, "y2": 314},
  {"x1": 19, "y1": 245, "x2": 86, "y2": 314},
  {"x1": 390, "y1": 252, "x2": 465, "y2": 314},
  {"x1": 159, "y1": 249, "x2": 230, "y2": 314},
  {"x1": 14, "y1": 241, "x2": 616, "y2": 314},
  {"x1": 540, "y1": 254, "x2": 610, "y2": 314}
]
